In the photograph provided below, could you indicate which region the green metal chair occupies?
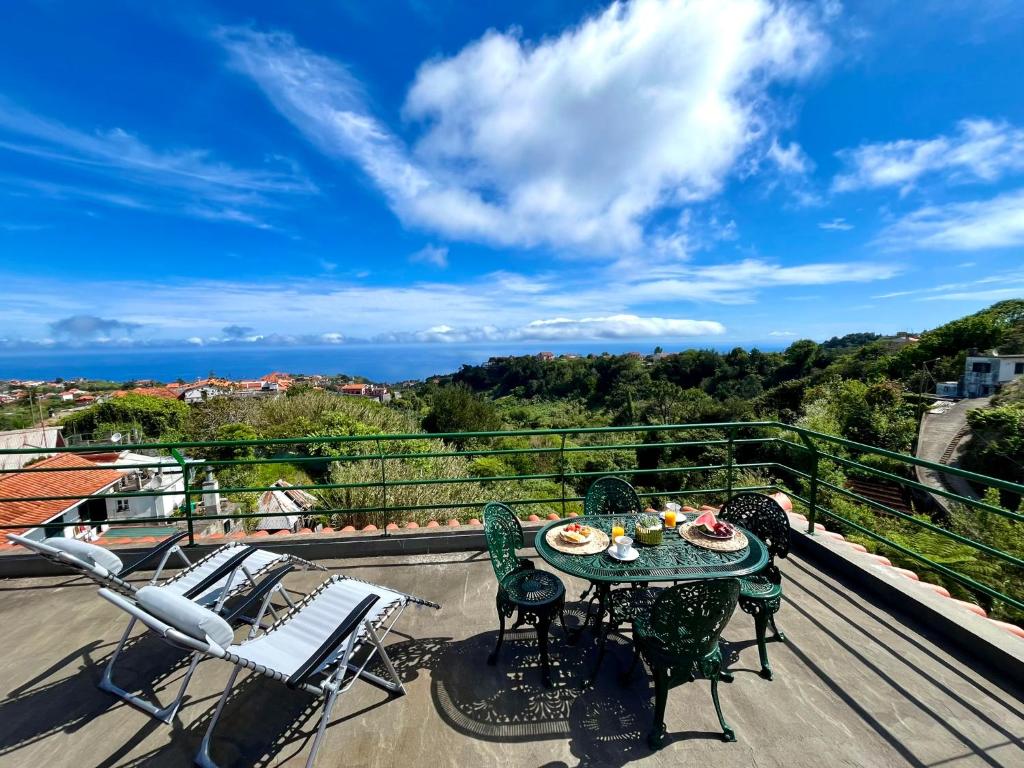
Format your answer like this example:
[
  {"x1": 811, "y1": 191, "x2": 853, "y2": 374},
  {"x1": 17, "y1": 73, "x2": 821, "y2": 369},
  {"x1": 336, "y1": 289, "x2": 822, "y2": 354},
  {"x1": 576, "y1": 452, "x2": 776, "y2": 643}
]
[
  {"x1": 628, "y1": 579, "x2": 741, "y2": 748},
  {"x1": 583, "y1": 476, "x2": 645, "y2": 517},
  {"x1": 483, "y1": 502, "x2": 567, "y2": 687},
  {"x1": 718, "y1": 492, "x2": 791, "y2": 680}
]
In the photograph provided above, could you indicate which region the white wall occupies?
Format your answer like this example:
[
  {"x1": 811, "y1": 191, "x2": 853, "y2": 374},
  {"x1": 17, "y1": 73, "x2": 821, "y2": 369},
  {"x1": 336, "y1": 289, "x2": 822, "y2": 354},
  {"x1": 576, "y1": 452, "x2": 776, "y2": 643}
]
[{"x1": 105, "y1": 473, "x2": 186, "y2": 521}]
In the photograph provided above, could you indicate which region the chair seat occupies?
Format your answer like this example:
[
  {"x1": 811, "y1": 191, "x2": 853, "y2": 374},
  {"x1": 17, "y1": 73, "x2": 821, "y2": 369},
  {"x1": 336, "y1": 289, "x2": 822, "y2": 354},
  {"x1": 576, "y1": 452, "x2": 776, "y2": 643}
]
[
  {"x1": 501, "y1": 569, "x2": 565, "y2": 607},
  {"x1": 738, "y1": 573, "x2": 782, "y2": 601}
]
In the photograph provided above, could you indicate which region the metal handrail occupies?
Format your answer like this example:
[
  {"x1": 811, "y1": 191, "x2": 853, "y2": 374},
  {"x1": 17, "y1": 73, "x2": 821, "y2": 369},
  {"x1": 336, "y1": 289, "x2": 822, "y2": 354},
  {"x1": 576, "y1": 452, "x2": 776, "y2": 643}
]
[{"x1": 1, "y1": 421, "x2": 1021, "y2": 616}]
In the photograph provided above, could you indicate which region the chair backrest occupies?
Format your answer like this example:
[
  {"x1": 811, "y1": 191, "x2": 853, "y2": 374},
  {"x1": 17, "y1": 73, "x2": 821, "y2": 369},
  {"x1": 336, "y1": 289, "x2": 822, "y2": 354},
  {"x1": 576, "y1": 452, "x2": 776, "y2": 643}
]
[
  {"x1": 650, "y1": 579, "x2": 740, "y2": 660},
  {"x1": 718, "y1": 492, "x2": 790, "y2": 561},
  {"x1": 584, "y1": 476, "x2": 643, "y2": 517},
  {"x1": 482, "y1": 502, "x2": 525, "y2": 585},
  {"x1": 6, "y1": 533, "x2": 136, "y2": 595}
]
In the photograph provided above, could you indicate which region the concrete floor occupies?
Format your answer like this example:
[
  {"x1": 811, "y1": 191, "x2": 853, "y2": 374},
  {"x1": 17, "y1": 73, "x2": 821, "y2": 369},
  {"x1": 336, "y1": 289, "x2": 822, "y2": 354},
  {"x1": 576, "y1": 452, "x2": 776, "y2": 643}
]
[{"x1": 0, "y1": 551, "x2": 1021, "y2": 768}]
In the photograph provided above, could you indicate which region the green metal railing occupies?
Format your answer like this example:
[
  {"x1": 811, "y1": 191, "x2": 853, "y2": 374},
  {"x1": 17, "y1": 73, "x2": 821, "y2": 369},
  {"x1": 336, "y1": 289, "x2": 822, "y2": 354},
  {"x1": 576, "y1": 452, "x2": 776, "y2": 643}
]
[{"x1": 2, "y1": 421, "x2": 1022, "y2": 615}]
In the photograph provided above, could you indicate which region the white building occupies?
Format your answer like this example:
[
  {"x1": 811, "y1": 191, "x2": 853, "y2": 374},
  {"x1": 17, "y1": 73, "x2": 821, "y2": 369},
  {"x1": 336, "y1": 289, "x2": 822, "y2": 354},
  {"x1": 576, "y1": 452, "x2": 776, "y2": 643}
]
[
  {"x1": 92, "y1": 451, "x2": 189, "y2": 521},
  {"x1": 963, "y1": 352, "x2": 1024, "y2": 397}
]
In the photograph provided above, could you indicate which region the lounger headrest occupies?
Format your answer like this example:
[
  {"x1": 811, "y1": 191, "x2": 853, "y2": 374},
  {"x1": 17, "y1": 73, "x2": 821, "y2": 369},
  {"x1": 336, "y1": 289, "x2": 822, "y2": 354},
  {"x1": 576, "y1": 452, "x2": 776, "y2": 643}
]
[
  {"x1": 44, "y1": 537, "x2": 124, "y2": 576},
  {"x1": 136, "y1": 586, "x2": 234, "y2": 649}
]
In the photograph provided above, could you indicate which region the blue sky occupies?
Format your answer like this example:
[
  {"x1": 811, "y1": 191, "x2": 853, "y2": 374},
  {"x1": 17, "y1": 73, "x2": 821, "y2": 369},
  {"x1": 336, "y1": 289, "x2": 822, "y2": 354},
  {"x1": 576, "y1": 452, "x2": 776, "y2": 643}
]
[{"x1": 1, "y1": 0, "x2": 1023, "y2": 352}]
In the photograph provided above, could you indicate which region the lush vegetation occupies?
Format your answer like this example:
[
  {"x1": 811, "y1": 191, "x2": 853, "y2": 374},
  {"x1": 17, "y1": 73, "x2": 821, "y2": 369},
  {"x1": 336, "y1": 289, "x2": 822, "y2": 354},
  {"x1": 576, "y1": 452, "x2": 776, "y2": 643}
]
[{"x1": 46, "y1": 300, "x2": 1024, "y2": 620}]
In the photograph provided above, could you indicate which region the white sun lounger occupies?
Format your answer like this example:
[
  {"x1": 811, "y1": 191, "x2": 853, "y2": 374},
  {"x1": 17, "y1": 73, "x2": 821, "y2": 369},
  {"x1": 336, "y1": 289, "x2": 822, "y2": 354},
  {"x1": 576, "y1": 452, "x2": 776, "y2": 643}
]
[
  {"x1": 99, "y1": 574, "x2": 441, "y2": 768},
  {"x1": 6, "y1": 532, "x2": 324, "y2": 721}
]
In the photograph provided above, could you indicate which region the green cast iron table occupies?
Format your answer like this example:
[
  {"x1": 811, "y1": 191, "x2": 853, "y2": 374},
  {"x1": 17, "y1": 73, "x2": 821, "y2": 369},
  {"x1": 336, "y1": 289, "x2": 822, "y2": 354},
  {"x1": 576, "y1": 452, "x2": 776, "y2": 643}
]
[
  {"x1": 535, "y1": 513, "x2": 769, "y2": 682},
  {"x1": 534, "y1": 513, "x2": 768, "y2": 584}
]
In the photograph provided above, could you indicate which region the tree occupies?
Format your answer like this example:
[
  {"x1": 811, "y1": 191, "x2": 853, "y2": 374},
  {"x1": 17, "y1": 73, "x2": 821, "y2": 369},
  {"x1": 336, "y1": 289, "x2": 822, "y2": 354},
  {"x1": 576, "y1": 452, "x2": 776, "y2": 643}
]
[
  {"x1": 62, "y1": 394, "x2": 188, "y2": 441},
  {"x1": 964, "y1": 403, "x2": 1024, "y2": 507},
  {"x1": 422, "y1": 385, "x2": 501, "y2": 437}
]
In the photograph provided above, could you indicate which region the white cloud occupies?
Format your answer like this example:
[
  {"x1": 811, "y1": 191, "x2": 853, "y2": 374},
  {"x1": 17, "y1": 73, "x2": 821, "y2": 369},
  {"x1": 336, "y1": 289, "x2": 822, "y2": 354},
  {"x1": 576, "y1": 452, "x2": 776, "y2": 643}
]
[
  {"x1": 0, "y1": 251, "x2": 899, "y2": 345},
  {"x1": 768, "y1": 140, "x2": 813, "y2": 175},
  {"x1": 0, "y1": 98, "x2": 316, "y2": 226},
  {"x1": 219, "y1": 1, "x2": 829, "y2": 252},
  {"x1": 878, "y1": 188, "x2": 1024, "y2": 251},
  {"x1": 378, "y1": 315, "x2": 725, "y2": 343},
  {"x1": 833, "y1": 119, "x2": 1024, "y2": 194},
  {"x1": 768, "y1": 330, "x2": 796, "y2": 336},
  {"x1": 919, "y1": 287, "x2": 1024, "y2": 302},
  {"x1": 819, "y1": 217, "x2": 853, "y2": 230},
  {"x1": 409, "y1": 244, "x2": 449, "y2": 268}
]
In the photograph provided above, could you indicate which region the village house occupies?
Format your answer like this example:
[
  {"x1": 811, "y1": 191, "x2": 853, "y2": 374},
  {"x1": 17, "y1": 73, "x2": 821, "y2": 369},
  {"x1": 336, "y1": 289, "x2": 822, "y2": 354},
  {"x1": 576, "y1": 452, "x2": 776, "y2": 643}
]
[
  {"x1": 88, "y1": 451, "x2": 188, "y2": 521},
  {"x1": 339, "y1": 382, "x2": 391, "y2": 402},
  {"x1": 962, "y1": 351, "x2": 1024, "y2": 397},
  {"x1": 0, "y1": 454, "x2": 123, "y2": 541}
]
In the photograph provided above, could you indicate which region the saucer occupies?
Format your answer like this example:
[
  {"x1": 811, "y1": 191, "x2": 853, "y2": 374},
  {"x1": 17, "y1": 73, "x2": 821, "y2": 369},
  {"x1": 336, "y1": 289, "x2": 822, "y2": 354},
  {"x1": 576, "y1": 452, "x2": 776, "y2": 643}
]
[{"x1": 607, "y1": 544, "x2": 640, "y2": 562}]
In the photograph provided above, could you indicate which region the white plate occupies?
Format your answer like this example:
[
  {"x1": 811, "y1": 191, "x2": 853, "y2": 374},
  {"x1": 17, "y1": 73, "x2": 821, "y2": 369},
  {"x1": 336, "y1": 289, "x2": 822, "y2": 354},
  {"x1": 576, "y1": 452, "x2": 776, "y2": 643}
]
[
  {"x1": 607, "y1": 544, "x2": 640, "y2": 562},
  {"x1": 559, "y1": 530, "x2": 593, "y2": 545},
  {"x1": 697, "y1": 526, "x2": 735, "y2": 540}
]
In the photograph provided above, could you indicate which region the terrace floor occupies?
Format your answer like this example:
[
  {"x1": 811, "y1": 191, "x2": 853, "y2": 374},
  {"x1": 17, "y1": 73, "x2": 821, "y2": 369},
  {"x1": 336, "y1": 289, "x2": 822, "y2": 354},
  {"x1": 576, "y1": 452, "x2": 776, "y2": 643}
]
[{"x1": 0, "y1": 551, "x2": 1022, "y2": 768}]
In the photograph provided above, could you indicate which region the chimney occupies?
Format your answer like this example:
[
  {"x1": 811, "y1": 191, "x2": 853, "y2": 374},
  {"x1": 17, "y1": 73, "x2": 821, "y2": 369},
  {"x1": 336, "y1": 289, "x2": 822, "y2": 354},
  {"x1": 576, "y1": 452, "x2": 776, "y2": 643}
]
[{"x1": 202, "y1": 468, "x2": 221, "y2": 515}]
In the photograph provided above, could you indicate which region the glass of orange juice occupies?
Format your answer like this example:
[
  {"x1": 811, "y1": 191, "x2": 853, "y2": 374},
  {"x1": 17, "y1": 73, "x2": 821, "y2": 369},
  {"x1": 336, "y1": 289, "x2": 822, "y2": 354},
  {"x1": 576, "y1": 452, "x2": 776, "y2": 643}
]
[
  {"x1": 611, "y1": 517, "x2": 625, "y2": 541},
  {"x1": 664, "y1": 509, "x2": 677, "y2": 528}
]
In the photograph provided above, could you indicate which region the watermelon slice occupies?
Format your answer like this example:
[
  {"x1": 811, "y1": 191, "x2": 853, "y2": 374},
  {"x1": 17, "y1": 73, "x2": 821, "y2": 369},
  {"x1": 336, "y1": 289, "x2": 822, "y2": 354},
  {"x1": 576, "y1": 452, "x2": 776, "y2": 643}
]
[{"x1": 694, "y1": 511, "x2": 717, "y2": 531}]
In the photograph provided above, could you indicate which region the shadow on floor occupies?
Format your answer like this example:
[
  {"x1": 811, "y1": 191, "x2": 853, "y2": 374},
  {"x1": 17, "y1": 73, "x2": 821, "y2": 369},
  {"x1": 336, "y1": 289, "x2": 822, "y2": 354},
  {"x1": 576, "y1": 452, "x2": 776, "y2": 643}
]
[{"x1": 0, "y1": 634, "x2": 194, "y2": 763}]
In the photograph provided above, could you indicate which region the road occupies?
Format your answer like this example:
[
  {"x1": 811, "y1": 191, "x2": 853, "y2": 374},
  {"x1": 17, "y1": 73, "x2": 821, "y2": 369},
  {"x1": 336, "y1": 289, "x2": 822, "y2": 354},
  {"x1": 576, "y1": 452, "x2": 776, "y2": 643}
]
[{"x1": 915, "y1": 396, "x2": 990, "y2": 511}]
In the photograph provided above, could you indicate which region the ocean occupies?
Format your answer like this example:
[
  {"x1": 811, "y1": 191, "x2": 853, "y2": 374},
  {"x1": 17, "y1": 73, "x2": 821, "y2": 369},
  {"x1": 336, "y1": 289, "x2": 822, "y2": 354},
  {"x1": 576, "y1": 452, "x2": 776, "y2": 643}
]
[{"x1": 0, "y1": 341, "x2": 785, "y2": 383}]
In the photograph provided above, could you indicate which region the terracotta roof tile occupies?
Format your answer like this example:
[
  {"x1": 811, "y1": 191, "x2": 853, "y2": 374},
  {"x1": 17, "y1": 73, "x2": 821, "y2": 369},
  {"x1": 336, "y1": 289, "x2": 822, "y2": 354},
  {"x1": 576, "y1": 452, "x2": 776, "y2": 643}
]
[{"x1": 0, "y1": 454, "x2": 123, "y2": 535}]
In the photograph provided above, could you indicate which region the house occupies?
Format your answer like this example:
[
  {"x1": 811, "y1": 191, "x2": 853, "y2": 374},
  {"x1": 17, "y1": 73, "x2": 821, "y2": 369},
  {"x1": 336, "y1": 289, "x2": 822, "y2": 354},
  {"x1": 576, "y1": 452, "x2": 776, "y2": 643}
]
[
  {"x1": 963, "y1": 352, "x2": 1024, "y2": 397},
  {"x1": 179, "y1": 382, "x2": 228, "y2": 404},
  {"x1": 0, "y1": 427, "x2": 65, "y2": 471},
  {"x1": 339, "y1": 382, "x2": 391, "y2": 402},
  {"x1": 256, "y1": 480, "x2": 317, "y2": 533},
  {"x1": 340, "y1": 382, "x2": 369, "y2": 396},
  {"x1": 0, "y1": 454, "x2": 123, "y2": 541},
  {"x1": 536, "y1": 351, "x2": 555, "y2": 361},
  {"x1": 261, "y1": 372, "x2": 292, "y2": 391},
  {"x1": 88, "y1": 451, "x2": 188, "y2": 521}
]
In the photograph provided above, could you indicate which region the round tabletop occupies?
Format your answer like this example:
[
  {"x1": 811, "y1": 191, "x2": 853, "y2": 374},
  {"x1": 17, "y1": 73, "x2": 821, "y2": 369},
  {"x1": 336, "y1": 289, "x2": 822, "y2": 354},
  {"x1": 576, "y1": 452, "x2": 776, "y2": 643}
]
[{"x1": 534, "y1": 514, "x2": 769, "y2": 584}]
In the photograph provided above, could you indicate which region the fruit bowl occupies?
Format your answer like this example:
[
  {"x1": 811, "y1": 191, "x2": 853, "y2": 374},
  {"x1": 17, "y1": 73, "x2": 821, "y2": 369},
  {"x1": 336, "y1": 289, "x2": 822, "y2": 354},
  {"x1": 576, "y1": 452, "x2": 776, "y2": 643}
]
[{"x1": 634, "y1": 513, "x2": 664, "y2": 546}]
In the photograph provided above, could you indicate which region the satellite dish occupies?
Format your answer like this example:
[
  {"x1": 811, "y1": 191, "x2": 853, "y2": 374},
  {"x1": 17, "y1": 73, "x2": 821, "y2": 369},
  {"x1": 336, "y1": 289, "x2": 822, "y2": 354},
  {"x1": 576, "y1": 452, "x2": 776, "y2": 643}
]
[{"x1": 111, "y1": 432, "x2": 123, "y2": 444}]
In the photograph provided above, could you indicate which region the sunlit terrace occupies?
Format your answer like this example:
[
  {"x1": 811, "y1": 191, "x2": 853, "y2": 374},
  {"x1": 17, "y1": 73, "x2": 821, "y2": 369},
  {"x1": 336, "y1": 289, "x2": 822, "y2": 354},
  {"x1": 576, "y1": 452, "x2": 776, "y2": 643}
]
[{"x1": 1, "y1": 423, "x2": 1022, "y2": 767}]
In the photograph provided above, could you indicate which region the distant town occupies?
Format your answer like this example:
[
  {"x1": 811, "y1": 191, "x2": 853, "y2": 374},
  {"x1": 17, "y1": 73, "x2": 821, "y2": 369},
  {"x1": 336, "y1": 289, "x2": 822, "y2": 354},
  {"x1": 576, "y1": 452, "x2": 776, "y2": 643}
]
[{"x1": 0, "y1": 371, "x2": 397, "y2": 431}]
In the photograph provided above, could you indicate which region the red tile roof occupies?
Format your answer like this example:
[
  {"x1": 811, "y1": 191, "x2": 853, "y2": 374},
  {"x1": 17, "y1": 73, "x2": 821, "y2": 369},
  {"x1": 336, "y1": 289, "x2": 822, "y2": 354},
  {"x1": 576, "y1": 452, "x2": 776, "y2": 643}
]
[{"x1": 0, "y1": 454, "x2": 123, "y2": 535}]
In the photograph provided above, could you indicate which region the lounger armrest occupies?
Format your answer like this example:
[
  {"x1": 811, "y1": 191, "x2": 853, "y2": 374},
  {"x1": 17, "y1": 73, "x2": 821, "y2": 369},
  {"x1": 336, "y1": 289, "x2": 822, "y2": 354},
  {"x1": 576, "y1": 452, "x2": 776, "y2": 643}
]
[
  {"x1": 118, "y1": 531, "x2": 190, "y2": 577},
  {"x1": 181, "y1": 546, "x2": 256, "y2": 600},
  {"x1": 221, "y1": 564, "x2": 295, "y2": 625},
  {"x1": 286, "y1": 594, "x2": 380, "y2": 690}
]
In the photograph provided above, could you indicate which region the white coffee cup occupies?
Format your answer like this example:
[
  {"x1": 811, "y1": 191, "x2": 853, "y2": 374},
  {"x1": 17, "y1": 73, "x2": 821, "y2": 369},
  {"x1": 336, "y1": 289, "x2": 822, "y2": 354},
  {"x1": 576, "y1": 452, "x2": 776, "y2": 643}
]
[{"x1": 614, "y1": 535, "x2": 633, "y2": 557}]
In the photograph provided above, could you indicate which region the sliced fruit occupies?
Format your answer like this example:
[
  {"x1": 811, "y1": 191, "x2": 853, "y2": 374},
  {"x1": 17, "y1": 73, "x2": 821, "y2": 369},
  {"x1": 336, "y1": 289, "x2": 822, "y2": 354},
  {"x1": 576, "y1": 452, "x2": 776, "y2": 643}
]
[{"x1": 694, "y1": 511, "x2": 717, "y2": 531}]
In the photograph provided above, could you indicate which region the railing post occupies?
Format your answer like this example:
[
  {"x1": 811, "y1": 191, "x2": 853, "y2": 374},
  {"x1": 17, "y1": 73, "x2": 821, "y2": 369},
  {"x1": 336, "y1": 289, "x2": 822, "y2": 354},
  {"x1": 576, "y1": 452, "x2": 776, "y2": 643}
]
[
  {"x1": 726, "y1": 426, "x2": 735, "y2": 498},
  {"x1": 559, "y1": 433, "x2": 568, "y2": 518},
  {"x1": 377, "y1": 439, "x2": 387, "y2": 535},
  {"x1": 797, "y1": 432, "x2": 819, "y2": 535},
  {"x1": 170, "y1": 448, "x2": 193, "y2": 546}
]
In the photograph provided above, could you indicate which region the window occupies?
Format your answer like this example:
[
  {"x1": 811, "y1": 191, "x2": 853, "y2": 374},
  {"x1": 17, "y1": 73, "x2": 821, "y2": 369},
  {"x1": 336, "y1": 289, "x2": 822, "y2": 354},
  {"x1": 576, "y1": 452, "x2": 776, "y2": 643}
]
[
  {"x1": 1015, "y1": 362, "x2": 1024, "y2": 375},
  {"x1": 971, "y1": 362, "x2": 991, "y2": 373},
  {"x1": 115, "y1": 499, "x2": 130, "y2": 513}
]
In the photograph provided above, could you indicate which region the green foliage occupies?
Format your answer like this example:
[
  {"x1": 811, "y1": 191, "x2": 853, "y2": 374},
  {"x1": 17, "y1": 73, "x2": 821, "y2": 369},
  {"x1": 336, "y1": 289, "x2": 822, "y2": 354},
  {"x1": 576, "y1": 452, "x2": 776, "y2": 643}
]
[
  {"x1": 422, "y1": 384, "x2": 500, "y2": 436},
  {"x1": 799, "y1": 378, "x2": 916, "y2": 453},
  {"x1": 62, "y1": 394, "x2": 188, "y2": 440},
  {"x1": 963, "y1": 402, "x2": 1024, "y2": 501}
]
